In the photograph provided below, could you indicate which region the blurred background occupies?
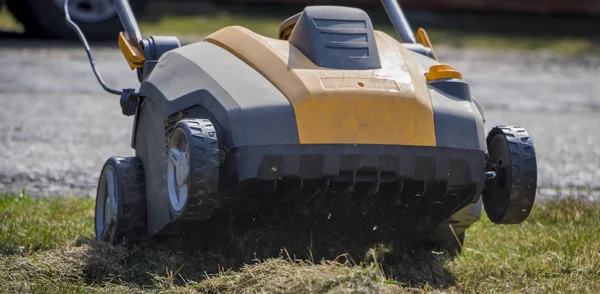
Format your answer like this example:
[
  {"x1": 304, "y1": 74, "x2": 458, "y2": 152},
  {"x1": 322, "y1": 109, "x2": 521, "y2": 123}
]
[
  {"x1": 1, "y1": 0, "x2": 600, "y2": 52},
  {"x1": 0, "y1": 0, "x2": 599, "y2": 201}
]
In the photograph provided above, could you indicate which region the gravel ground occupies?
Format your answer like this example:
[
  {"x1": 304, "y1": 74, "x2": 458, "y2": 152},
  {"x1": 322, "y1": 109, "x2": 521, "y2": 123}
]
[{"x1": 0, "y1": 40, "x2": 598, "y2": 200}]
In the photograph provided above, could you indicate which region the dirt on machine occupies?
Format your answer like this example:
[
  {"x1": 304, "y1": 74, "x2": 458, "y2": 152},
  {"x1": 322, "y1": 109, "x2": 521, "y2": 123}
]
[{"x1": 63, "y1": 0, "x2": 539, "y2": 260}]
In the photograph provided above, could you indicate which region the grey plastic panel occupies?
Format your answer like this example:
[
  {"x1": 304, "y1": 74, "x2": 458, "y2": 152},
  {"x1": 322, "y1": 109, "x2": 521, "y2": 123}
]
[
  {"x1": 429, "y1": 87, "x2": 487, "y2": 151},
  {"x1": 473, "y1": 98, "x2": 486, "y2": 122},
  {"x1": 407, "y1": 51, "x2": 487, "y2": 151},
  {"x1": 136, "y1": 41, "x2": 300, "y2": 235},
  {"x1": 408, "y1": 49, "x2": 438, "y2": 72},
  {"x1": 134, "y1": 98, "x2": 170, "y2": 236},
  {"x1": 140, "y1": 36, "x2": 182, "y2": 81},
  {"x1": 289, "y1": 6, "x2": 381, "y2": 70},
  {"x1": 429, "y1": 79, "x2": 472, "y2": 101},
  {"x1": 139, "y1": 41, "x2": 300, "y2": 148}
]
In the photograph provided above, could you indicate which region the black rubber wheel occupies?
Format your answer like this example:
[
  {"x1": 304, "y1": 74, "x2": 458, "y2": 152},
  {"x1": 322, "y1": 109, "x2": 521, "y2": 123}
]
[
  {"x1": 6, "y1": 0, "x2": 150, "y2": 40},
  {"x1": 482, "y1": 126, "x2": 538, "y2": 224},
  {"x1": 95, "y1": 156, "x2": 147, "y2": 246},
  {"x1": 167, "y1": 119, "x2": 220, "y2": 222}
]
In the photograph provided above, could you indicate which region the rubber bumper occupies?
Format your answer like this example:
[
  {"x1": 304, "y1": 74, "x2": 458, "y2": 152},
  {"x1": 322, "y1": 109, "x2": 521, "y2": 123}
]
[{"x1": 222, "y1": 144, "x2": 486, "y2": 187}]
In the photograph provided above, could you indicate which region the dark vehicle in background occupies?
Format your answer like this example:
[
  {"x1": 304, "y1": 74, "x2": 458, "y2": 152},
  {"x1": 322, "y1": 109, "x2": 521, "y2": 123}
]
[
  {"x1": 0, "y1": 0, "x2": 597, "y2": 39},
  {"x1": 246, "y1": 0, "x2": 600, "y2": 15},
  {"x1": 0, "y1": 0, "x2": 149, "y2": 40}
]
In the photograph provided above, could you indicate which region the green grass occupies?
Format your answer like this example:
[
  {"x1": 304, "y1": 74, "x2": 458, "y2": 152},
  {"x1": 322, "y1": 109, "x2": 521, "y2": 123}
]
[
  {"x1": 425, "y1": 32, "x2": 600, "y2": 56},
  {"x1": 0, "y1": 8, "x2": 22, "y2": 32},
  {"x1": 0, "y1": 192, "x2": 93, "y2": 255},
  {"x1": 139, "y1": 13, "x2": 600, "y2": 56},
  {"x1": 140, "y1": 13, "x2": 282, "y2": 40},
  {"x1": 1, "y1": 193, "x2": 599, "y2": 293}
]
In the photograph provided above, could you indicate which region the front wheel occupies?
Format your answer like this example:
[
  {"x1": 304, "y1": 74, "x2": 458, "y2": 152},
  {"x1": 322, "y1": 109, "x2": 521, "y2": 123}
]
[
  {"x1": 7, "y1": 0, "x2": 150, "y2": 40},
  {"x1": 95, "y1": 156, "x2": 147, "y2": 246}
]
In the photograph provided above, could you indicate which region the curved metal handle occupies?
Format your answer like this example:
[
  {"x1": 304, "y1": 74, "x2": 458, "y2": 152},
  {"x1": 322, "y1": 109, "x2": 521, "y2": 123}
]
[
  {"x1": 381, "y1": 0, "x2": 417, "y2": 44},
  {"x1": 63, "y1": 0, "x2": 122, "y2": 95},
  {"x1": 114, "y1": 0, "x2": 143, "y2": 49}
]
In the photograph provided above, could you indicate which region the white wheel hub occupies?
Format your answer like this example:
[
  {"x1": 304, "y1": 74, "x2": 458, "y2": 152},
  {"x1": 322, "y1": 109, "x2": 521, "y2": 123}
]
[
  {"x1": 96, "y1": 165, "x2": 118, "y2": 241},
  {"x1": 167, "y1": 128, "x2": 190, "y2": 213}
]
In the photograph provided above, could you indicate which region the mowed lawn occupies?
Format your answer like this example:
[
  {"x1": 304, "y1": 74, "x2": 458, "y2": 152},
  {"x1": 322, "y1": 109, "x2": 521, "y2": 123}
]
[{"x1": 0, "y1": 193, "x2": 598, "y2": 293}]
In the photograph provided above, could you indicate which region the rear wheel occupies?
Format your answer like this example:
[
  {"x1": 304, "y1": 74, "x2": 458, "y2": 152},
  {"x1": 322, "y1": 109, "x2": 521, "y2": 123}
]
[
  {"x1": 6, "y1": 0, "x2": 150, "y2": 40},
  {"x1": 95, "y1": 156, "x2": 146, "y2": 246},
  {"x1": 167, "y1": 119, "x2": 220, "y2": 222}
]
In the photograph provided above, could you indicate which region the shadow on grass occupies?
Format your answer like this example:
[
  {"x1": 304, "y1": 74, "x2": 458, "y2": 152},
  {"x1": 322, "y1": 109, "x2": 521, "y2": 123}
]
[
  {"x1": 78, "y1": 198, "x2": 458, "y2": 289},
  {"x1": 79, "y1": 237, "x2": 226, "y2": 287},
  {"x1": 79, "y1": 237, "x2": 456, "y2": 290}
]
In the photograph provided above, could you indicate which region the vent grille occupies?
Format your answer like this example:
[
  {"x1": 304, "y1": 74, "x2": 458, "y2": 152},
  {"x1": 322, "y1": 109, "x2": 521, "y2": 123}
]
[{"x1": 288, "y1": 6, "x2": 381, "y2": 70}]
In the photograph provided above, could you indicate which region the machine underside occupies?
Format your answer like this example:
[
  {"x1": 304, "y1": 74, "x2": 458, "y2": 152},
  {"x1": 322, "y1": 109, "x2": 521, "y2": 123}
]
[{"x1": 220, "y1": 144, "x2": 485, "y2": 240}]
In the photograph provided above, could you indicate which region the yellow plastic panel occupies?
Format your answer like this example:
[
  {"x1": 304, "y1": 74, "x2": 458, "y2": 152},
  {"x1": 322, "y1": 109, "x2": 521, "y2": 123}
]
[{"x1": 204, "y1": 26, "x2": 436, "y2": 146}]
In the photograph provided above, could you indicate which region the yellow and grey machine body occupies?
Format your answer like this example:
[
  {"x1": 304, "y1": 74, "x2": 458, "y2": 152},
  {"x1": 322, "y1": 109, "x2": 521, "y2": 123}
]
[{"x1": 135, "y1": 6, "x2": 486, "y2": 236}]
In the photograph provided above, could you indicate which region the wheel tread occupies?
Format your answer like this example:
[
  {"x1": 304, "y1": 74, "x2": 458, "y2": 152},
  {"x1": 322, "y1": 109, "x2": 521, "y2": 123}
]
[
  {"x1": 176, "y1": 119, "x2": 220, "y2": 221},
  {"x1": 483, "y1": 125, "x2": 538, "y2": 224},
  {"x1": 118, "y1": 157, "x2": 147, "y2": 245},
  {"x1": 95, "y1": 156, "x2": 146, "y2": 246}
]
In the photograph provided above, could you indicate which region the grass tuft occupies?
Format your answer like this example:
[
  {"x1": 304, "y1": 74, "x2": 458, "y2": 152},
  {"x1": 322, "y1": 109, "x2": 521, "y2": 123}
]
[
  {"x1": 1, "y1": 193, "x2": 599, "y2": 293},
  {"x1": 450, "y1": 198, "x2": 600, "y2": 293}
]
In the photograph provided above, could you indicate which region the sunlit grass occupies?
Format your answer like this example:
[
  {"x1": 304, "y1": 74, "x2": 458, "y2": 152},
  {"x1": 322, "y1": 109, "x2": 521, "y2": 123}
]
[
  {"x1": 0, "y1": 8, "x2": 22, "y2": 32},
  {"x1": 1, "y1": 4, "x2": 597, "y2": 56},
  {"x1": 1, "y1": 193, "x2": 598, "y2": 293},
  {"x1": 0, "y1": 193, "x2": 94, "y2": 255},
  {"x1": 139, "y1": 12, "x2": 600, "y2": 56}
]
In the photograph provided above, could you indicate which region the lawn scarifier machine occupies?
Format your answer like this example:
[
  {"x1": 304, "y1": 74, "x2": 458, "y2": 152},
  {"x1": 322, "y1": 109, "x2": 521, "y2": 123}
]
[{"x1": 64, "y1": 0, "x2": 538, "y2": 254}]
